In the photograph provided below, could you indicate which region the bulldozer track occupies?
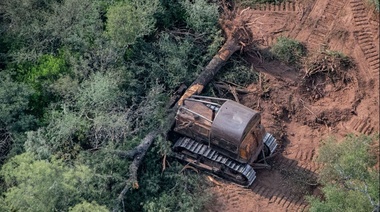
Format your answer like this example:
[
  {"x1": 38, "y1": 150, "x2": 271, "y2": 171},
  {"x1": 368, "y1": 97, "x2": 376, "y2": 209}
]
[
  {"x1": 276, "y1": 154, "x2": 321, "y2": 179},
  {"x1": 173, "y1": 137, "x2": 257, "y2": 186},
  {"x1": 349, "y1": 117, "x2": 375, "y2": 134},
  {"x1": 251, "y1": 156, "x2": 318, "y2": 210},
  {"x1": 307, "y1": 1, "x2": 346, "y2": 49},
  {"x1": 294, "y1": 148, "x2": 316, "y2": 162},
  {"x1": 212, "y1": 174, "x2": 310, "y2": 211},
  {"x1": 209, "y1": 154, "x2": 316, "y2": 211},
  {"x1": 252, "y1": 184, "x2": 308, "y2": 210},
  {"x1": 252, "y1": 1, "x2": 299, "y2": 12},
  {"x1": 213, "y1": 185, "x2": 254, "y2": 207},
  {"x1": 350, "y1": 0, "x2": 380, "y2": 76},
  {"x1": 173, "y1": 132, "x2": 277, "y2": 187}
]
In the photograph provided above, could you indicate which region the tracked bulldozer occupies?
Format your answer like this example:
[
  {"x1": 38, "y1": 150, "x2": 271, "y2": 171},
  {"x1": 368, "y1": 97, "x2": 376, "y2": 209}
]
[{"x1": 170, "y1": 95, "x2": 277, "y2": 187}]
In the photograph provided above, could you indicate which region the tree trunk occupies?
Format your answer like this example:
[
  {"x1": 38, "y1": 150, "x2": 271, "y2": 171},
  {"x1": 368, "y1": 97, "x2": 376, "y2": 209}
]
[
  {"x1": 177, "y1": 37, "x2": 241, "y2": 105},
  {"x1": 113, "y1": 131, "x2": 158, "y2": 212},
  {"x1": 113, "y1": 37, "x2": 242, "y2": 210},
  {"x1": 114, "y1": 5, "x2": 252, "y2": 207}
]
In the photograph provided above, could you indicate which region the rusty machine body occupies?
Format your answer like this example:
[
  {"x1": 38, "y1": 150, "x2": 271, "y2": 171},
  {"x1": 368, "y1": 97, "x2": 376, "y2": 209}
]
[{"x1": 171, "y1": 95, "x2": 277, "y2": 186}]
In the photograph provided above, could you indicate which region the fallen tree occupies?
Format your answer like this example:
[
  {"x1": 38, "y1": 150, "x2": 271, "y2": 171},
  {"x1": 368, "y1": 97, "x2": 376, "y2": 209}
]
[
  {"x1": 178, "y1": 6, "x2": 254, "y2": 105},
  {"x1": 113, "y1": 3, "x2": 255, "y2": 211}
]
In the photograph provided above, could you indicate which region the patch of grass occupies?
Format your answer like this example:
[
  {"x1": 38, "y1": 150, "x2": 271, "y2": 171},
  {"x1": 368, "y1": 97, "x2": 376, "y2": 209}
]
[{"x1": 270, "y1": 37, "x2": 306, "y2": 65}]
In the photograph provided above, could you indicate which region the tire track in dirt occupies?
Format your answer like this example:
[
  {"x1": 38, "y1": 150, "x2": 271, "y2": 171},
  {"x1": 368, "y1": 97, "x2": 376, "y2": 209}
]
[
  {"x1": 208, "y1": 0, "x2": 378, "y2": 211},
  {"x1": 348, "y1": 117, "x2": 375, "y2": 135},
  {"x1": 210, "y1": 159, "x2": 315, "y2": 212},
  {"x1": 250, "y1": 1, "x2": 301, "y2": 47},
  {"x1": 294, "y1": 148, "x2": 316, "y2": 162},
  {"x1": 277, "y1": 152, "x2": 321, "y2": 180},
  {"x1": 307, "y1": 1, "x2": 346, "y2": 49},
  {"x1": 211, "y1": 184, "x2": 257, "y2": 211},
  {"x1": 249, "y1": 154, "x2": 319, "y2": 211},
  {"x1": 252, "y1": 1, "x2": 299, "y2": 12},
  {"x1": 348, "y1": 0, "x2": 379, "y2": 134},
  {"x1": 251, "y1": 182, "x2": 308, "y2": 211},
  {"x1": 350, "y1": 0, "x2": 380, "y2": 77}
]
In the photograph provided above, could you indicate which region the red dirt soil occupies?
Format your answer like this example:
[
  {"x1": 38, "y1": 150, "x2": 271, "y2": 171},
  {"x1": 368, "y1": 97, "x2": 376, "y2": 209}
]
[{"x1": 205, "y1": 0, "x2": 379, "y2": 211}]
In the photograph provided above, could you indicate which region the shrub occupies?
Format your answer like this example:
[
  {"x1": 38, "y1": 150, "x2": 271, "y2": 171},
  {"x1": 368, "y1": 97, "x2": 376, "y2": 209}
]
[
  {"x1": 155, "y1": 0, "x2": 186, "y2": 28},
  {"x1": 128, "y1": 32, "x2": 203, "y2": 92},
  {"x1": 181, "y1": 0, "x2": 219, "y2": 33},
  {"x1": 1, "y1": 0, "x2": 103, "y2": 63},
  {"x1": 0, "y1": 153, "x2": 97, "y2": 211},
  {"x1": 69, "y1": 201, "x2": 109, "y2": 212},
  {"x1": 0, "y1": 72, "x2": 35, "y2": 132},
  {"x1": 307, "y1": 135, "x2": 379, "y2": 212},
  {"x1": 270, "y1": 37, "x2": 306, "y2": 65},
  {"x1": 18, "y1": 54, "x2": 68, "y2": 88},
  {"x1": 106, "y1": 0, "x2": 160, "y2": 47}
]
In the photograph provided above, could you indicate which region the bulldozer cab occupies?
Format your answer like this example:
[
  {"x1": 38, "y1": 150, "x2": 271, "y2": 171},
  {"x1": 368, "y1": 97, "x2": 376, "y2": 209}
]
[{"x1": 174, "y1": 95, "x2": 264, "y2": 164}]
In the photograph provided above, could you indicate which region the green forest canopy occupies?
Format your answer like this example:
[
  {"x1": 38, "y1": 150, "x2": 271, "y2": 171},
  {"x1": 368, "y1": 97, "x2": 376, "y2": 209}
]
[
  {"x1": 0, "y1": 0, "x2": 220, "y2": 211},
  {"x1": 0, "y1": 0, "x2": 379, "y2": 211}
]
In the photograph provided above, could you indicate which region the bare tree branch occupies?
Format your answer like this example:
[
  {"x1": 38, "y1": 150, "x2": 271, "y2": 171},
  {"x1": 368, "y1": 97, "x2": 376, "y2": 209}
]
[{"x1": 113, "y1": 131, "x2": 158, "y2": 212}]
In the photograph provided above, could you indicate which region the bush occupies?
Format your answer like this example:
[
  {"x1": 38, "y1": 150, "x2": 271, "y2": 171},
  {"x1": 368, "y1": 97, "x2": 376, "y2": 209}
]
[
  {"x1": 0, "y1": 72, "x2": 35, "y2": 132},
  {"x1": 181, "y1": 0, "x2": 219, "y2": 33},
  {"x1": 307, "y1": 135, "x2": 379, "y2": 212},
  {"x1": 270, "y1": 37, "x2": 306, "y2": 65},
  {"x1": 128, "y1": 32, "x2": 204, "y2": 92},
  {"x1": 69, "y1": 201, "x2": 109, "y2": 212},
  {"x1": 123, "y1": 148, "x2": 212, "y2": 212},
  {"x1": 0, "y1": 153, "x2": 97, "y2": 211},
  {"x1": 17, "y1": 53, "x2": 68, "y2": 88},
  {"x1": 0, "y1": 72, "x2": 36, "y2": 161},
  {"x1": 24, "y1": 109, "x2": 89, "y2": 159},
  {"x1": 106, "y1": 0, "x2": 160, "y2": 47},
  {"x1": 153, "y1": 0, "x2": 186, "y2": 29},
  {"x1": 1, "y1": 0, "x2": 103, "y2": 63}
]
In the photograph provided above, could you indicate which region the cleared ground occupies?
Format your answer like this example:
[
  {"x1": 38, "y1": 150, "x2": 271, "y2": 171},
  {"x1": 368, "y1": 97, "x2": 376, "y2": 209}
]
[{"x1": 206, "y1": 0, "x2": 379, "y2": 211}]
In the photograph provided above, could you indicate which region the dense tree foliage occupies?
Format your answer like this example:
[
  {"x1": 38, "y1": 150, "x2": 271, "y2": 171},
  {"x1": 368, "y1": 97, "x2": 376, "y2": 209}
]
[
  {"x1": 0, "y1": 0, "x2": 223, "y2": 211},
  {"x1": 308, "y1": 135, "x2": 380, "y2": 212},
  {"x1": 0, "y1": 153, "x2": 98, "y2": 211},
  {"x1": 106, "y1": 0, "x2": 160, "y2": 47}
]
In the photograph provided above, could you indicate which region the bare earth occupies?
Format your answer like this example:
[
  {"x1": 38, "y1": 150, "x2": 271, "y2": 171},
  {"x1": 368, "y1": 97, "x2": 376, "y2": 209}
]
[{"x1": 206, "y1": 0, "x2": 379, "y2": 211}]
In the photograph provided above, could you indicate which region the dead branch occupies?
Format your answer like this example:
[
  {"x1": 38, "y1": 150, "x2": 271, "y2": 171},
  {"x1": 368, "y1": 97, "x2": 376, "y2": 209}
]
[
  {"x1": 207, "y1": 176, "x2": 222, "y2": 186},
  {"x1": 229, "y1": 85, "x2": 240, "y2": 103},
  {"x1": 162, "y1": 154, "x2": 167, "y2": 172},
  {"x1": 113, "y1": 131, "x2": 158, "y2": 212},
  {"x1": 299, "y1": 98, "x2": 329, "y2": 130},
  {"x1": 181, "y1": 164, "x2": 199, "y2": 174}
]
